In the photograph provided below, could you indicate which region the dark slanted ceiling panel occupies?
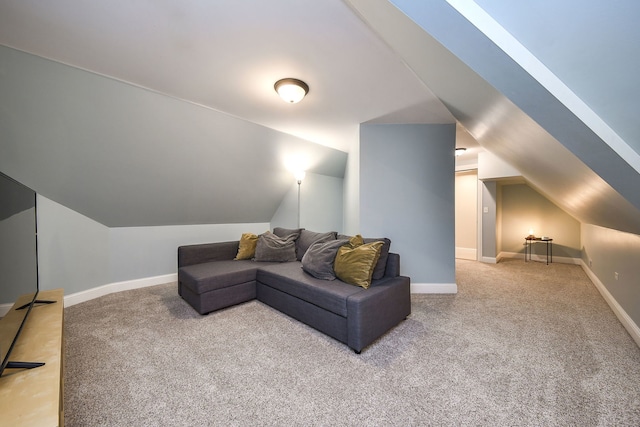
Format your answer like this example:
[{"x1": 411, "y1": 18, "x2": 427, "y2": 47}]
[
  {"x1": 347, "y1": 0, "x2": 640, "y2": 235},
  {"x1": 0, "y1": 46, "x2": 347, "y2": 227}
]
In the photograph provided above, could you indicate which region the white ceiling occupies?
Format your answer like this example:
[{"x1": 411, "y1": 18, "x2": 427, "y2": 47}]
[{"x1": 0, "y1": 0, "x2": 455, "y2": 152}]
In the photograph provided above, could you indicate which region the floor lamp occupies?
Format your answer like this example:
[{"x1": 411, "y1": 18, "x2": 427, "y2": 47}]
[{"x1": 295, "y1": 171, "x2": 305, "y2": 228}]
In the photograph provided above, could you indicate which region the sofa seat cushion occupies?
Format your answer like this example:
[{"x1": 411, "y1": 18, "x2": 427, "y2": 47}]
[
  {"x1": 256, "y1": 262, "x2": 363, "y2": 317},
  {"x1": 179, "y1": 260, "x2": 273, "y2": 294}
]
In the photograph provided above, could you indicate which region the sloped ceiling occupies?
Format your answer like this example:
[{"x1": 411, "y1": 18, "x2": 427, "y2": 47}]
[
  {"x1": 0, "y1": 0, "x2": 453, "y2": 152},
  {"x1": 0, "y1": 0, "x2": 454, "y2": 227},
  {"x1": 1, "y1": 0, "x2": 639, "y2": 234},
  {"x1": 347, "y1": 0, "x2": 640, "y2": 235},
  {"x1": 474, "y1": 0, "x2": 640, "y2": 157}
]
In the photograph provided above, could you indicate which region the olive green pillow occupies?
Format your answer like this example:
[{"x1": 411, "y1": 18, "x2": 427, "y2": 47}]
[
  {"x1": 234, "y1": 233, "x2": 259, "y2": 260},
  {"x1": 334, "y1": 235, "x2": 384, "y2": 289}
]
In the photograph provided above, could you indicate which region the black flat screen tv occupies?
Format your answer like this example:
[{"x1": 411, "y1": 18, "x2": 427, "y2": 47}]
[{"x1": 0, "y1": 171, "x2": 48, "y2": 377}]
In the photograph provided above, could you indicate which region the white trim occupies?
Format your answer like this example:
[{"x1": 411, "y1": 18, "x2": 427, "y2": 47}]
[
  {"x1": 0, "y1": 303, "x2": 12, "y2": 317},
  {"x1": 580, "y1": 261, "x2": 640, "y2": 349},
  {"x1": 455, "y1": 247, "x2": 477, "y2": 260},
  {"x1": 455, "y1": 162, "x2": 478, "y2": 172},
  {"x1": 63, "y1": 273, "x2": 177, "y2": 308},
  {"x1": 481, "y1": 256, "x2": 497, "y2": 264},
  {"x1": 411, "y1": 282, "x2": 457, "y2": 294},
  {"x1": 498, "y1": 251, "x2": 581, "y2": 265}
]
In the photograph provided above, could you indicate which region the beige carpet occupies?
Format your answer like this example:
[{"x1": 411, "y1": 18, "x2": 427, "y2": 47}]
[{"x1": 63, "y1": 259, "x2": 640, "y2": 426}]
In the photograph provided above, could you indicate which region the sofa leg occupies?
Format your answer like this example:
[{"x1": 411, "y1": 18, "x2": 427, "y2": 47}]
[{"x1": 354, "y1": 349, "x2": 361, "y2": 354}]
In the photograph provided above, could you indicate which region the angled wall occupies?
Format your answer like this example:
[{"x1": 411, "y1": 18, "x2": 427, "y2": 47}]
[{"x1": 0, "y1": 45, "x2": 347, "y2": 228}]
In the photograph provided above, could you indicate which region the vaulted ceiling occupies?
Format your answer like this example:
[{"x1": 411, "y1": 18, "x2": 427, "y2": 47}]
[{"x1": 1, "y1": 0, "x2": 639, "y2": 233}]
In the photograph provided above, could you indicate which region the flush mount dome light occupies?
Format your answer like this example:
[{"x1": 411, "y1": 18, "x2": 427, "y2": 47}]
[
  {"x1": 455, "y1": 147, "x2": 467, "y2": 156},
  {"x1": 274, "y1": 78, "x2": 309, "y2": 103}
]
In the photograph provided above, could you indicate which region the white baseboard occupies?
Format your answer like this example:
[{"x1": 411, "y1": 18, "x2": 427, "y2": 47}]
[
  {"x1": 498, "y1": 251, "x2": 581, "y2": 265},
  {"x1": 455, "y1": 247, "x2": 477, "y2": 260},
  {"x1": 580, "y1": 261, "x2": 640, "y2": 349},
  {"x1": 63, "y1": 273, "x2": 177, "y2": 308},
  {"x1": 0, "y1": 303, "x2": 12, "y2": 318},
  {"x1": 481, "y1": 256, "x2": 497, "y2": 264},
  {"x1": 411, "y1": 282, "x2": 457, "y2": 294}
]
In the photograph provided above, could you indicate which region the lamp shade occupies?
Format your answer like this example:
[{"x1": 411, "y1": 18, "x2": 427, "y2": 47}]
[{"x1": 275, "y1": 78, "x2": 309, "y2": 103}]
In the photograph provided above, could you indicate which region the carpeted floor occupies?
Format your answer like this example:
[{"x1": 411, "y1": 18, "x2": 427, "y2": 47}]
[{"x1": 64, "y1": 259, "x2": 640, "y2": 426}]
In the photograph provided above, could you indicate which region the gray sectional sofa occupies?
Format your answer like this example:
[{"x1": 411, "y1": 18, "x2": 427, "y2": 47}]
[{"x1": 177, "y1": 229, "x2": 411, "y2": 353}]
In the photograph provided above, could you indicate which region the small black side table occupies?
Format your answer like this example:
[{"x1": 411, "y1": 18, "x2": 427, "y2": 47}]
[{"x1": 525, "y1": 236, "x2": 553, "y2": 265}]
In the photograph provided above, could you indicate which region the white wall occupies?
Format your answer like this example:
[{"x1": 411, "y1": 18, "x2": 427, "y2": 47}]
[
  {"x1": 360, "y1": 123, "x2": 456, "y2": 290},
  {"x1": 478, "y1": 151, "x2": 521, "y2": 180},
  {"x1": 455, "y1": 170, "x2": 478, "y2": 260},
  {"x1": 582, "y1": 224, "x2": 640, "y2": 335}
]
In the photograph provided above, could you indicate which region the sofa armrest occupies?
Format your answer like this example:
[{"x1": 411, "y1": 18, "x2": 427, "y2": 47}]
[
  {"x1": 178, "y1": 241, "x2": 239, "y2": 268},
  {"x1": 384, "y1": 253, "x2": 401, "y2": 278},
  {"x1": 346, "y1": 275, "x2": 411, "y2": 352}
]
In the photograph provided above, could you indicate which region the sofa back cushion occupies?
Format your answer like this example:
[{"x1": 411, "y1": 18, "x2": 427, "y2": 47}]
[
  {"x1": 273, "y1": 227, "x2": 303, "y2": 240},
  {"x1": 254, "y1": 231, "x2": 297, "y2": 262},
  {"x1": 296, "y1": 230, "x2": 337, "y2": 260}
]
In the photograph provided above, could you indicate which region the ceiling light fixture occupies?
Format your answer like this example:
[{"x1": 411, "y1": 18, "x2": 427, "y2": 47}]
[
  {"x1": 455, "y1": 147, "x2": 467, "y2": 156},
  {"x1": 274, "y1": 78, "x2": 309, "y2": 104}
]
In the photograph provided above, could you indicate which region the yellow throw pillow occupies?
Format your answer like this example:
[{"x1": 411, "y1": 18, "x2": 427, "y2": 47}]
[
  {"x1": 334, "y1": 235, "x2": 383, "y2": 289},
  {"x1": 234, "y1": 233, "x2": 258, "y2": 260}
]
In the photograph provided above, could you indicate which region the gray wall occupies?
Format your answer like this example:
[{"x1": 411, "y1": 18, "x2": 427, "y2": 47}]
[
  {"x1": 481, "y1": 181, "x2": 498, "y2": 261},
  {"x1": 582, "y1": 224, "x2": 640, "y2": 330},
  {"x1": 0, "y1": 45, "x2": 347, "y2": 228},
  {"x1": 271, "y1": 172, "x2": 344, "y2": 233},
  {"x1": 0, "y1": 208, "x2": 37, "y2": 304},
  {"x1": 109, "y1": 223, "x2": 269, "y2": 283},
  {"x1": 37, "y1": 195, "x2": 110, "y2": 295},
  {"x1": 36, "y1": 194, "x2": 269, "y2": 294},
  {"x1": 360, "y1": 123, "x2": 455, "y2": 284}
]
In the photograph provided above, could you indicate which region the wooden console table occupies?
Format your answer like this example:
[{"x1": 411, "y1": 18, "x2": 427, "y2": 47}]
[{"x1": 0, "y1": 288, "x2": 64, "y2": 427}]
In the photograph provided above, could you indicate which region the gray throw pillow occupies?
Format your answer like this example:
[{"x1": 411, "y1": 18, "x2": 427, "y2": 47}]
[
  {"x1": 301, "y1": 239, "x2": 349, "y2": 280},
  {"x1": 254, "y1": 231, "x2": 297, "y2": 262},
  {"x1": 273, "y1": 227, "x2": 302, "y2": 240},
  {"x1": 296, "y1": 230, "x2": 337, "y2": 260}
]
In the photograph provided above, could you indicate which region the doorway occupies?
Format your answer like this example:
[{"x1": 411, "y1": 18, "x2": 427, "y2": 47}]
[{"x1": 455, "y1": 170, "x2": 478, "y2": 260}]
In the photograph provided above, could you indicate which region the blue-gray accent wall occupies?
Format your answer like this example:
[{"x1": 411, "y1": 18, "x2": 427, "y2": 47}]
[{"x1": 360, "y1": 123, "x2": 455, "y2": 285}]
